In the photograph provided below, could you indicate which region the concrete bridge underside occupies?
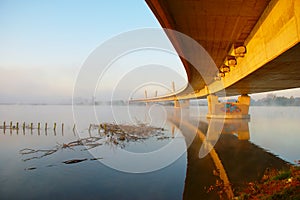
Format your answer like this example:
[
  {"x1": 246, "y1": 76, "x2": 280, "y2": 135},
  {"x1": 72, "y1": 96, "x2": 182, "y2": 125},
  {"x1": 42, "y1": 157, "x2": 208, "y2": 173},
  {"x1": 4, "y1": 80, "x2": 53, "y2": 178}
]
[{"x1": 144, "y1": 0, "x2": 300, "y2": 100}]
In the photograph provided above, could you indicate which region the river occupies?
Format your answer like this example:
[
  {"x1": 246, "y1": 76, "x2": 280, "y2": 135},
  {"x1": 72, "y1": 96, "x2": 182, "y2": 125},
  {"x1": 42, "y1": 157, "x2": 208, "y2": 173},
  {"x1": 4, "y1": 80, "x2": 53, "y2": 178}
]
[{"x1": 0, "y1": 105, "x2": 299, "y2": 199}]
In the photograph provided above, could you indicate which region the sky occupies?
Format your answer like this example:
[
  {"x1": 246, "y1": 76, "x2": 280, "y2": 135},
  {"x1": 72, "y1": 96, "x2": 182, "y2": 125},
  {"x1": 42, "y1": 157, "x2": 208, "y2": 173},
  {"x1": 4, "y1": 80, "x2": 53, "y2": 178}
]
[{"x1": 0, "y1": 0, "x2": 300, "y2": 104}]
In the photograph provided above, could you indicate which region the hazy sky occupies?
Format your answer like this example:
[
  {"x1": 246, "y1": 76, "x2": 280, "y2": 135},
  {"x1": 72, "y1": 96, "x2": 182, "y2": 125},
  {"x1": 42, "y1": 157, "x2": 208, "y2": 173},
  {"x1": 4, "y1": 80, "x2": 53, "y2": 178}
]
[{"x1": 0, "y1": 0, "x2": 300, "y2": 104}]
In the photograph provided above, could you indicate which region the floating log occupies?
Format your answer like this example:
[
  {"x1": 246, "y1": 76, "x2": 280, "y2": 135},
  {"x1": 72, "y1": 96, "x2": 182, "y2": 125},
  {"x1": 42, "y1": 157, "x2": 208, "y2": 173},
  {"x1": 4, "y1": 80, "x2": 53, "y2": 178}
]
[
  {"x1": 90, "y1": 157, "x2": 103, "y2": 160},
  {"x1": 24, "y1": 167, "x2": 36, "y2": 171},
  {"x1": 63, "y1": 158, "x2": 87, "y2": 164}
]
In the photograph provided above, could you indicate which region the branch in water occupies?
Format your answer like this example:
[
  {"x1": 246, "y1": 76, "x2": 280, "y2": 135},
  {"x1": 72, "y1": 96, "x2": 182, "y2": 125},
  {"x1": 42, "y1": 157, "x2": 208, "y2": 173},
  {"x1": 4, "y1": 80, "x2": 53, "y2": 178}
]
[{"x1": 20, "y1": 123, "x2": 168, "y2": 161}]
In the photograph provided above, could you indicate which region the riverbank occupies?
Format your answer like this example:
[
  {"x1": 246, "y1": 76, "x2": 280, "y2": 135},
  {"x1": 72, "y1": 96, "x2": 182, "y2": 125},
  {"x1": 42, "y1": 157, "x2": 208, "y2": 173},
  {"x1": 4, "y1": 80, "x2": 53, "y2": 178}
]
[{"x1": 237, "y1": 163, "x2": 300, "y2": 200}]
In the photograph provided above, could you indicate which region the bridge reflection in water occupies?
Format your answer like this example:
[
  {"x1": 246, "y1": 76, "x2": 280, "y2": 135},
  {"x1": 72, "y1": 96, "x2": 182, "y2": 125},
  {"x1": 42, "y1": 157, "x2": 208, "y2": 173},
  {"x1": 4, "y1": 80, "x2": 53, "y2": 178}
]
[{"x1": 170, "y1": 112, "x2": 289, "y2": 200}]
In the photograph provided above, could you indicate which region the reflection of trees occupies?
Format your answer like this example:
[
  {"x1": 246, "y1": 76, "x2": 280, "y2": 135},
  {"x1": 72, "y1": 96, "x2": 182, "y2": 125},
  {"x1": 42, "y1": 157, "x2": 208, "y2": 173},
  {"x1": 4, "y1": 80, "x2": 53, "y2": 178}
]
[{"x1": 20, "y1": 123, "x2": 168, "y2": 162}]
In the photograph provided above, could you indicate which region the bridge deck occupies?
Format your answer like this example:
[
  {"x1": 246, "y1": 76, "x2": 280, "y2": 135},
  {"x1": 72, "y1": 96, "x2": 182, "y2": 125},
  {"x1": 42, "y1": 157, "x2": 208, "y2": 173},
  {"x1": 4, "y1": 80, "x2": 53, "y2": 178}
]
[{"x1": 143, "y1": 0, "x2": 300, "y2": 100}]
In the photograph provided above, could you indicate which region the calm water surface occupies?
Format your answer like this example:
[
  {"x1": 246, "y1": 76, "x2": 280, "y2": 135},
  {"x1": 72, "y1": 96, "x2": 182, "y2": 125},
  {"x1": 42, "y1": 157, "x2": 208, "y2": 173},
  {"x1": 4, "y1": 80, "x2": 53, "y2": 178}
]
[{"x1": 0, "y1": 105, "x2": 299, "y2": 199}]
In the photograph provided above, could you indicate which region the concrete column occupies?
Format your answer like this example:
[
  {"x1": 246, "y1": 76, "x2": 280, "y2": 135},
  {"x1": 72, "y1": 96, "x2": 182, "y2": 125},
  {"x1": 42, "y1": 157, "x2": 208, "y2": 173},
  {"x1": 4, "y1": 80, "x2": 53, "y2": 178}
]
[
  {"x1": 237, "y1": 94, "x2": 250, "y2": 104},
  {"x1": 207, "y1": 94, "x2": 250, "y2": 119},
  {"x1": 174, "y1": 99, "x2": 190, "y2": 108},
  {"x1": 183, "y1": 100, "x2": 190, "y2": 107},
  {"x1": 237, "y1": 130, "x2": 250, "y2": 140},
  {"x1": 207, "y1": 94, "x2": 219, "y2": 115},
  {"x1": 174, "y1": 99, "x2": 180, "y2": 108},
  {"x1": 237, "y1": 94, "x2": 251, "y2": 116}
]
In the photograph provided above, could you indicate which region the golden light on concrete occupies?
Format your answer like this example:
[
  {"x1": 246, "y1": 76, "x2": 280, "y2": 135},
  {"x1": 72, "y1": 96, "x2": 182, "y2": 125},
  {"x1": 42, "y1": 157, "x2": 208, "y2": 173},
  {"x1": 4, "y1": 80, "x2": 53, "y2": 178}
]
[
  {"x1": 220, "y1": 65, "x2": 230, "y2": 73},
  {"x1": 234, "y1": 45, "x2": 247, "y2": 57},
  {"x1": 227, "y1": 56, "x2": 237, "y2": 67},
  {"x1": 218, "y1": 72, "x2": 225, "y2": 78}
]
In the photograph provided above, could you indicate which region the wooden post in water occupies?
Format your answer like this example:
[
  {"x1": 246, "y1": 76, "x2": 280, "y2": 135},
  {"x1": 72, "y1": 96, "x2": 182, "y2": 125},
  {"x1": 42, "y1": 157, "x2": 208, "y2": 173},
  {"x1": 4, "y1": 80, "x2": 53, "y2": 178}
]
[
  {"x1": 62, "y1": 123, "x2": 64, "y2": 136},
  {"x1": 72, "y1": 124, "x2": 76, "y2": 136},
  {"x1": 88, "y1": 124, "x2": 92, "y2": 132},
  {"x1": 3, "y1": 121, "x2": 6, "y2": 134},
  {"x1": 104, "y1": 123, "x2": 107, "y2": 134},
  {"x1": 98, "y1": 124, "x2": 101, "y2": 134},
  {"x1": 171, "y1": 125, "x2": 175, "y2": 138},
  {"x1": 53, "y1": 122, "x2": 56, "y2": 136},
  {"x1": 44, "y1": 123, "x2": 47, "y2": 135},
  {"x1": 9, "y1": 121, "x2": 12, "y2": 134},
  {"x1": 15, "y1": 122, "x2": 18, "y2": 134},
  {"x1": 22, "y1": 122, "x2": 25, "y2": 135},
  {"x1": 30, "y1": 123, "x2": 33, "y2": 130},
  {"x1": 37, "y1": 122, "x2": 41, "y2": 135}
]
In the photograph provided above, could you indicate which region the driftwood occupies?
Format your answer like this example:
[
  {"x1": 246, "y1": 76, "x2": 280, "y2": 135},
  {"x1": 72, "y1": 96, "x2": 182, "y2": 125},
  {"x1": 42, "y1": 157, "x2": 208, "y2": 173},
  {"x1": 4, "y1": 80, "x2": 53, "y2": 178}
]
[
  {"x1": 157, "y1": 136, "x2": 170, "y2": 140},
  {"x1": 20, "y1": 123, "x2": 169, "y2": 162},
  {"x1": 63, "y1": 159, "x2": 87, "y2": 164},
  {"x1": 20, "y1": 148, "x2": 58, "y2": 161},
  {"x1": 24, "y1": 167, "x2": 37, "y2": 171}
]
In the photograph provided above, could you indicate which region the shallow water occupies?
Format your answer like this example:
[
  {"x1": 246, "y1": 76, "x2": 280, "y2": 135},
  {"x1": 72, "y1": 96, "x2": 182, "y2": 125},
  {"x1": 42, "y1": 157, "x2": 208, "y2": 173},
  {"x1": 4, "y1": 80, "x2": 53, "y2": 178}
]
[{"x1": 0, "y1": 105, "x2": 299, "y2": 199}]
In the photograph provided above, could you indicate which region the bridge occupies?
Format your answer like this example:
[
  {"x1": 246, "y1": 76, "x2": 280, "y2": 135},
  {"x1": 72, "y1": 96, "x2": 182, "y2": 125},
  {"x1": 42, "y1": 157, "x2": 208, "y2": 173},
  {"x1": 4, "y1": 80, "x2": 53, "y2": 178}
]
[{"x1": 134, "y1": 0, "x2": 300, "y2": 118}]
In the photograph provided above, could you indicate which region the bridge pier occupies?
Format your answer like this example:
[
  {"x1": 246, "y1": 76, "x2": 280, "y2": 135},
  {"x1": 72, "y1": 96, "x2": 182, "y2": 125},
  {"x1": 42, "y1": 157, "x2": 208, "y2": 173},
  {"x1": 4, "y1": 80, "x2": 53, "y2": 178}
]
[
  {"x1": 174, "y1": 99, "x2": 180, "y2": 108},
  {"x1": 207, "y1": 94, "x2": 250, "y2": 119},
  {"x1": 207, "y1": 118, "x2": 250, "y2": 140},
  {"x1": 174, "y1": 99, "x2": 190, "y2": 108}
]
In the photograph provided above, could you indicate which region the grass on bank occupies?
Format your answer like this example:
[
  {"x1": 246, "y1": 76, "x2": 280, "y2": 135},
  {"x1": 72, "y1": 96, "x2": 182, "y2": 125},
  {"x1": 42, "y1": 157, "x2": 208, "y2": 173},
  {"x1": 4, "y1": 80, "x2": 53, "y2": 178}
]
[{"x1": 237, "y1": 164, "x2": 300, "y2": 200}]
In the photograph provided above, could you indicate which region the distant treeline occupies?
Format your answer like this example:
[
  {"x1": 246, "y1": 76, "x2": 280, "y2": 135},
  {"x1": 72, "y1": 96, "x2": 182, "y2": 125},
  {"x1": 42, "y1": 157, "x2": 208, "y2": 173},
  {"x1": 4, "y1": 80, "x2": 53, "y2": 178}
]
[
  {"x1": 73, "y1": 94, "x2": 300, "y2": 107},
  {"x1": 251, "y1": 94, "x2": 300, "y2": 106}
]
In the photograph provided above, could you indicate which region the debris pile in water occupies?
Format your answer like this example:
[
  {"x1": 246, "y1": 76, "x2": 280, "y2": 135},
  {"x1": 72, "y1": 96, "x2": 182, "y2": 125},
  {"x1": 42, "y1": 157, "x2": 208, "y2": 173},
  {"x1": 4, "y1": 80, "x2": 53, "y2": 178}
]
[{"x1": 20, "y1": 123, "x2": 168, "y2": 162}]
